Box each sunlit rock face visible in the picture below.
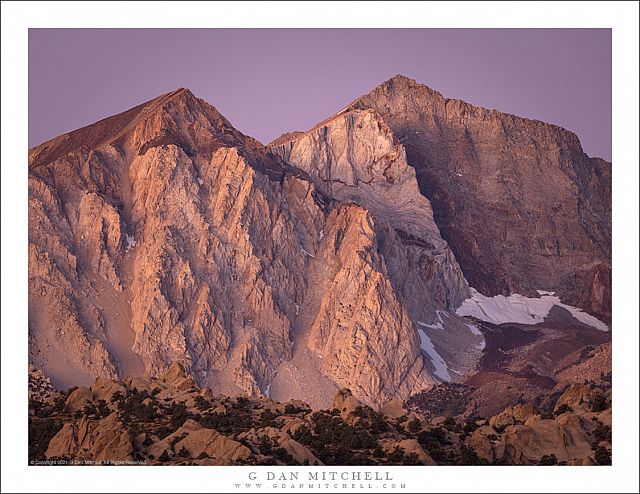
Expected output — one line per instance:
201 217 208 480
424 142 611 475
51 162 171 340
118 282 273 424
29 88 453 408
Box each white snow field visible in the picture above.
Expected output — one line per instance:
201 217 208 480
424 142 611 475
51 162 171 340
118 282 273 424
418 329 451 382
456 288 608 332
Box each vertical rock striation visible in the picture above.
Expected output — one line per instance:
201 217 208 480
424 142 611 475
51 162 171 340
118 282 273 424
28 88 445 407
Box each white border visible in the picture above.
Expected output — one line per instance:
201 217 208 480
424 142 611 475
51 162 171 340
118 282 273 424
2 1 638 493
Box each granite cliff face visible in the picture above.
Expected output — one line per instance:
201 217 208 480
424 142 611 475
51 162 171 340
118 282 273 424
28 88 458 408
269 108 469 323
28 76 611 411
343 75 611 320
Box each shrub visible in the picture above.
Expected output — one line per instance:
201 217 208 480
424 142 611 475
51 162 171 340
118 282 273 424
194 395 211 411
28 418 63 461
553 404 573 416
458 444 488 465
590 392 608 412
407 418 421 433
111 391 125 403
235 396 249 408
284 403 308 415
538 454 558 465
387 447 405 463
594 446 611 465
372 445 384 458
591 424 611 444
443 416 457 431
259 409 277 427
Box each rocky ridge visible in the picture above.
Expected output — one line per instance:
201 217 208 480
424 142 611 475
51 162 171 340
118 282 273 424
28 87 465 409
274 75 611 320
29 358 612 466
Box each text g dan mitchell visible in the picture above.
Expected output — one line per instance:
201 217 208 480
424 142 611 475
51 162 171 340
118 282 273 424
248 471 395 482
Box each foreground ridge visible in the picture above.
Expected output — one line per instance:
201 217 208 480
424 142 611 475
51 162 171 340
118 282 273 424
29 355 612 466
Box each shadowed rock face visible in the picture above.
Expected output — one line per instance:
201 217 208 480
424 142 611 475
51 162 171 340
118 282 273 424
28 88 461 408
344 75 611 320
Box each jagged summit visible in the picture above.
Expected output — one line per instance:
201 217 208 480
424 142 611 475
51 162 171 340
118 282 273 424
350 74 585 148
378 73 436 94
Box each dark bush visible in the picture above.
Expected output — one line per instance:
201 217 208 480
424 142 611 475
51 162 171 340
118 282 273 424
194 395 211 411
591 424 611 444
538 454 558 465
407 418 421 433
553 404 573 416
594 446 611 465
590 392 608 412
457 444 488 465
28 418 63 461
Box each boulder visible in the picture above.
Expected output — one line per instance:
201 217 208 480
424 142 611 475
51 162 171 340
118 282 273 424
465 429 495 463
380 399 407 419
162 362 196 391
65 386 93 412
174 428 251 464
280 417 308 435
397 439 436 465
332 388 362 420
91 378 126 403
495 419 593 464
554 383 592 414
489 403 537 429
380 438 436 465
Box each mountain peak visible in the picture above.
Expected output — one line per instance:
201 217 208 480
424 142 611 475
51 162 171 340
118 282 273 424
369 74 442 100
386 73 418 85
28 88 245 169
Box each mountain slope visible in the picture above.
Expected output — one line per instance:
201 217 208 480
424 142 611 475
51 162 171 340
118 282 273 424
274 75 611 320
28 88 467 408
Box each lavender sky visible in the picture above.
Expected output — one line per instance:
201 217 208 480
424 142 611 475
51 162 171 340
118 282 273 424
29 29 611 160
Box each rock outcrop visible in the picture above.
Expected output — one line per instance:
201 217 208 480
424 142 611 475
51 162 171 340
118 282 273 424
149 419 251 465
495 417 594 464
29 371 611 466
46 413 133 462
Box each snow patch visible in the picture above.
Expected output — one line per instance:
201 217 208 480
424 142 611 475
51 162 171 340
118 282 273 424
125 234 136 251
301 246 315 258
418 329 451 382
537 290 555 296
264 383 271 398
417 310 446 330
456 288 608 332
295 303 300 316
417 320 443 330
197 177 204 185
319 229 325 240
466 322 486 350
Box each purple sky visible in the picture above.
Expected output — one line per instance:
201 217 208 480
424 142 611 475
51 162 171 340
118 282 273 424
29 29 611 160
